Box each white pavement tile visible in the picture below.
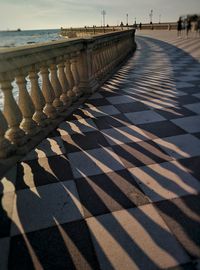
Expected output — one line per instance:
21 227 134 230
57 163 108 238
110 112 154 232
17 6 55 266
87 205 189 270
125 110 166 125
175 82 195 89
106 95 136 104
11 180 84 235
1 191 15 225
101 125 151 145
0 166 17 194
142 98 178 109
129 161 200 202
68 147 124 178
23 137 66 161
184 103 200 114
88 93 103 99
176 76 199 82
193 93 200 99
0 238 10 270
154 134 200 159
84 105 120 118
57 118 97 135
171 115 200 133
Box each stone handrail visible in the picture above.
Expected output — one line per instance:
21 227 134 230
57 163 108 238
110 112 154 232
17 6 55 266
0 29 136 164
60 26 131 37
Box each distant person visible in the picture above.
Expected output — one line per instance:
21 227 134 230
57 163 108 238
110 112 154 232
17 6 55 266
177 18 182 36
139 23 142 30
186 19 191 37
197 18 200 37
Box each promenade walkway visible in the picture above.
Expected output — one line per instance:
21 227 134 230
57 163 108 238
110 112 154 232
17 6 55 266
1 31 200 270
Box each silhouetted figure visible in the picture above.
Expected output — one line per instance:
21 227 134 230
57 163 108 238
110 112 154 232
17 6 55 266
186 19 192 37
197 18 200 37
177 19 182 36
139 23 142 30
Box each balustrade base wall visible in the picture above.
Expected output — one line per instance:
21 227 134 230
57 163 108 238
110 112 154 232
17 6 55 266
0 29 136 177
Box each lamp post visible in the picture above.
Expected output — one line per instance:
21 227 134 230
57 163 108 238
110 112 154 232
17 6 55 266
149 9 153 24
101 10 106 27
126 13 129 26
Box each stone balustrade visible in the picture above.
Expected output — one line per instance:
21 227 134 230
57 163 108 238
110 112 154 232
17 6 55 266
0 29 136 164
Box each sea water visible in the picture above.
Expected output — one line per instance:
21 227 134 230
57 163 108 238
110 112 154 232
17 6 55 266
0 29 62 47
0 29 63 110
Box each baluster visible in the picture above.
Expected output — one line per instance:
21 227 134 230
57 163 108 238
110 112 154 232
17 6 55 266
57 58 71 108
101 47 107 78
0 77 26 145
93 52 98 79
50 61 64 112
16 70 38 136
105 45 109 71
0 110 15 158
29 66 48 127
70 53 81 98
40 64 57 119
97 49 103 80
65 57 76 102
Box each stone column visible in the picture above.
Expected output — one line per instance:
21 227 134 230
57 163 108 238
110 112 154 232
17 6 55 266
29 66 48 127
40 64 57 119
50 61 64 112
16 70 38 136
65 56 76 102
70 53 81 97
57 57 71 108
77 40 98 93
0 110 15 158
0 76 26 145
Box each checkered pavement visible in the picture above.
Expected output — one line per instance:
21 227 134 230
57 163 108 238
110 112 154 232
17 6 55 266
1 33 200 270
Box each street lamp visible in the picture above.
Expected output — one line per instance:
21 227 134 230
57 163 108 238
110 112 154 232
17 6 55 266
149 9 153 24
101 10 106 27
126 13 129 26
159 14 161 23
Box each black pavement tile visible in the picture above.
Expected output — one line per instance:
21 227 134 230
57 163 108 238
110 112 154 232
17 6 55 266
167 262 197 270
75 170 149 218
100 91 120 97
139 120 186 139
180 87 200 95
62 131 109 153
8 220 100 270
178 95 200 105
93 114 132 130
155 194 200 259
48 130 60 138
178 156 200 182
114 101 149 113
16 155 73 190
112 140 172 168
83 98 111 108
193 132 200 140
0 193 12 238
154 107 196 120
65 109 91 121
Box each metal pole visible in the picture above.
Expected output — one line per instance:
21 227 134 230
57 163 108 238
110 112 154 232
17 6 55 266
126 13 128 26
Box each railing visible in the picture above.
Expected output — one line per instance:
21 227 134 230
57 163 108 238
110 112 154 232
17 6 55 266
0 29 136 163
60 26 131 38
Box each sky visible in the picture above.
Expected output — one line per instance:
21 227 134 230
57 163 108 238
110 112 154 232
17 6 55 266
0 0 200 30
